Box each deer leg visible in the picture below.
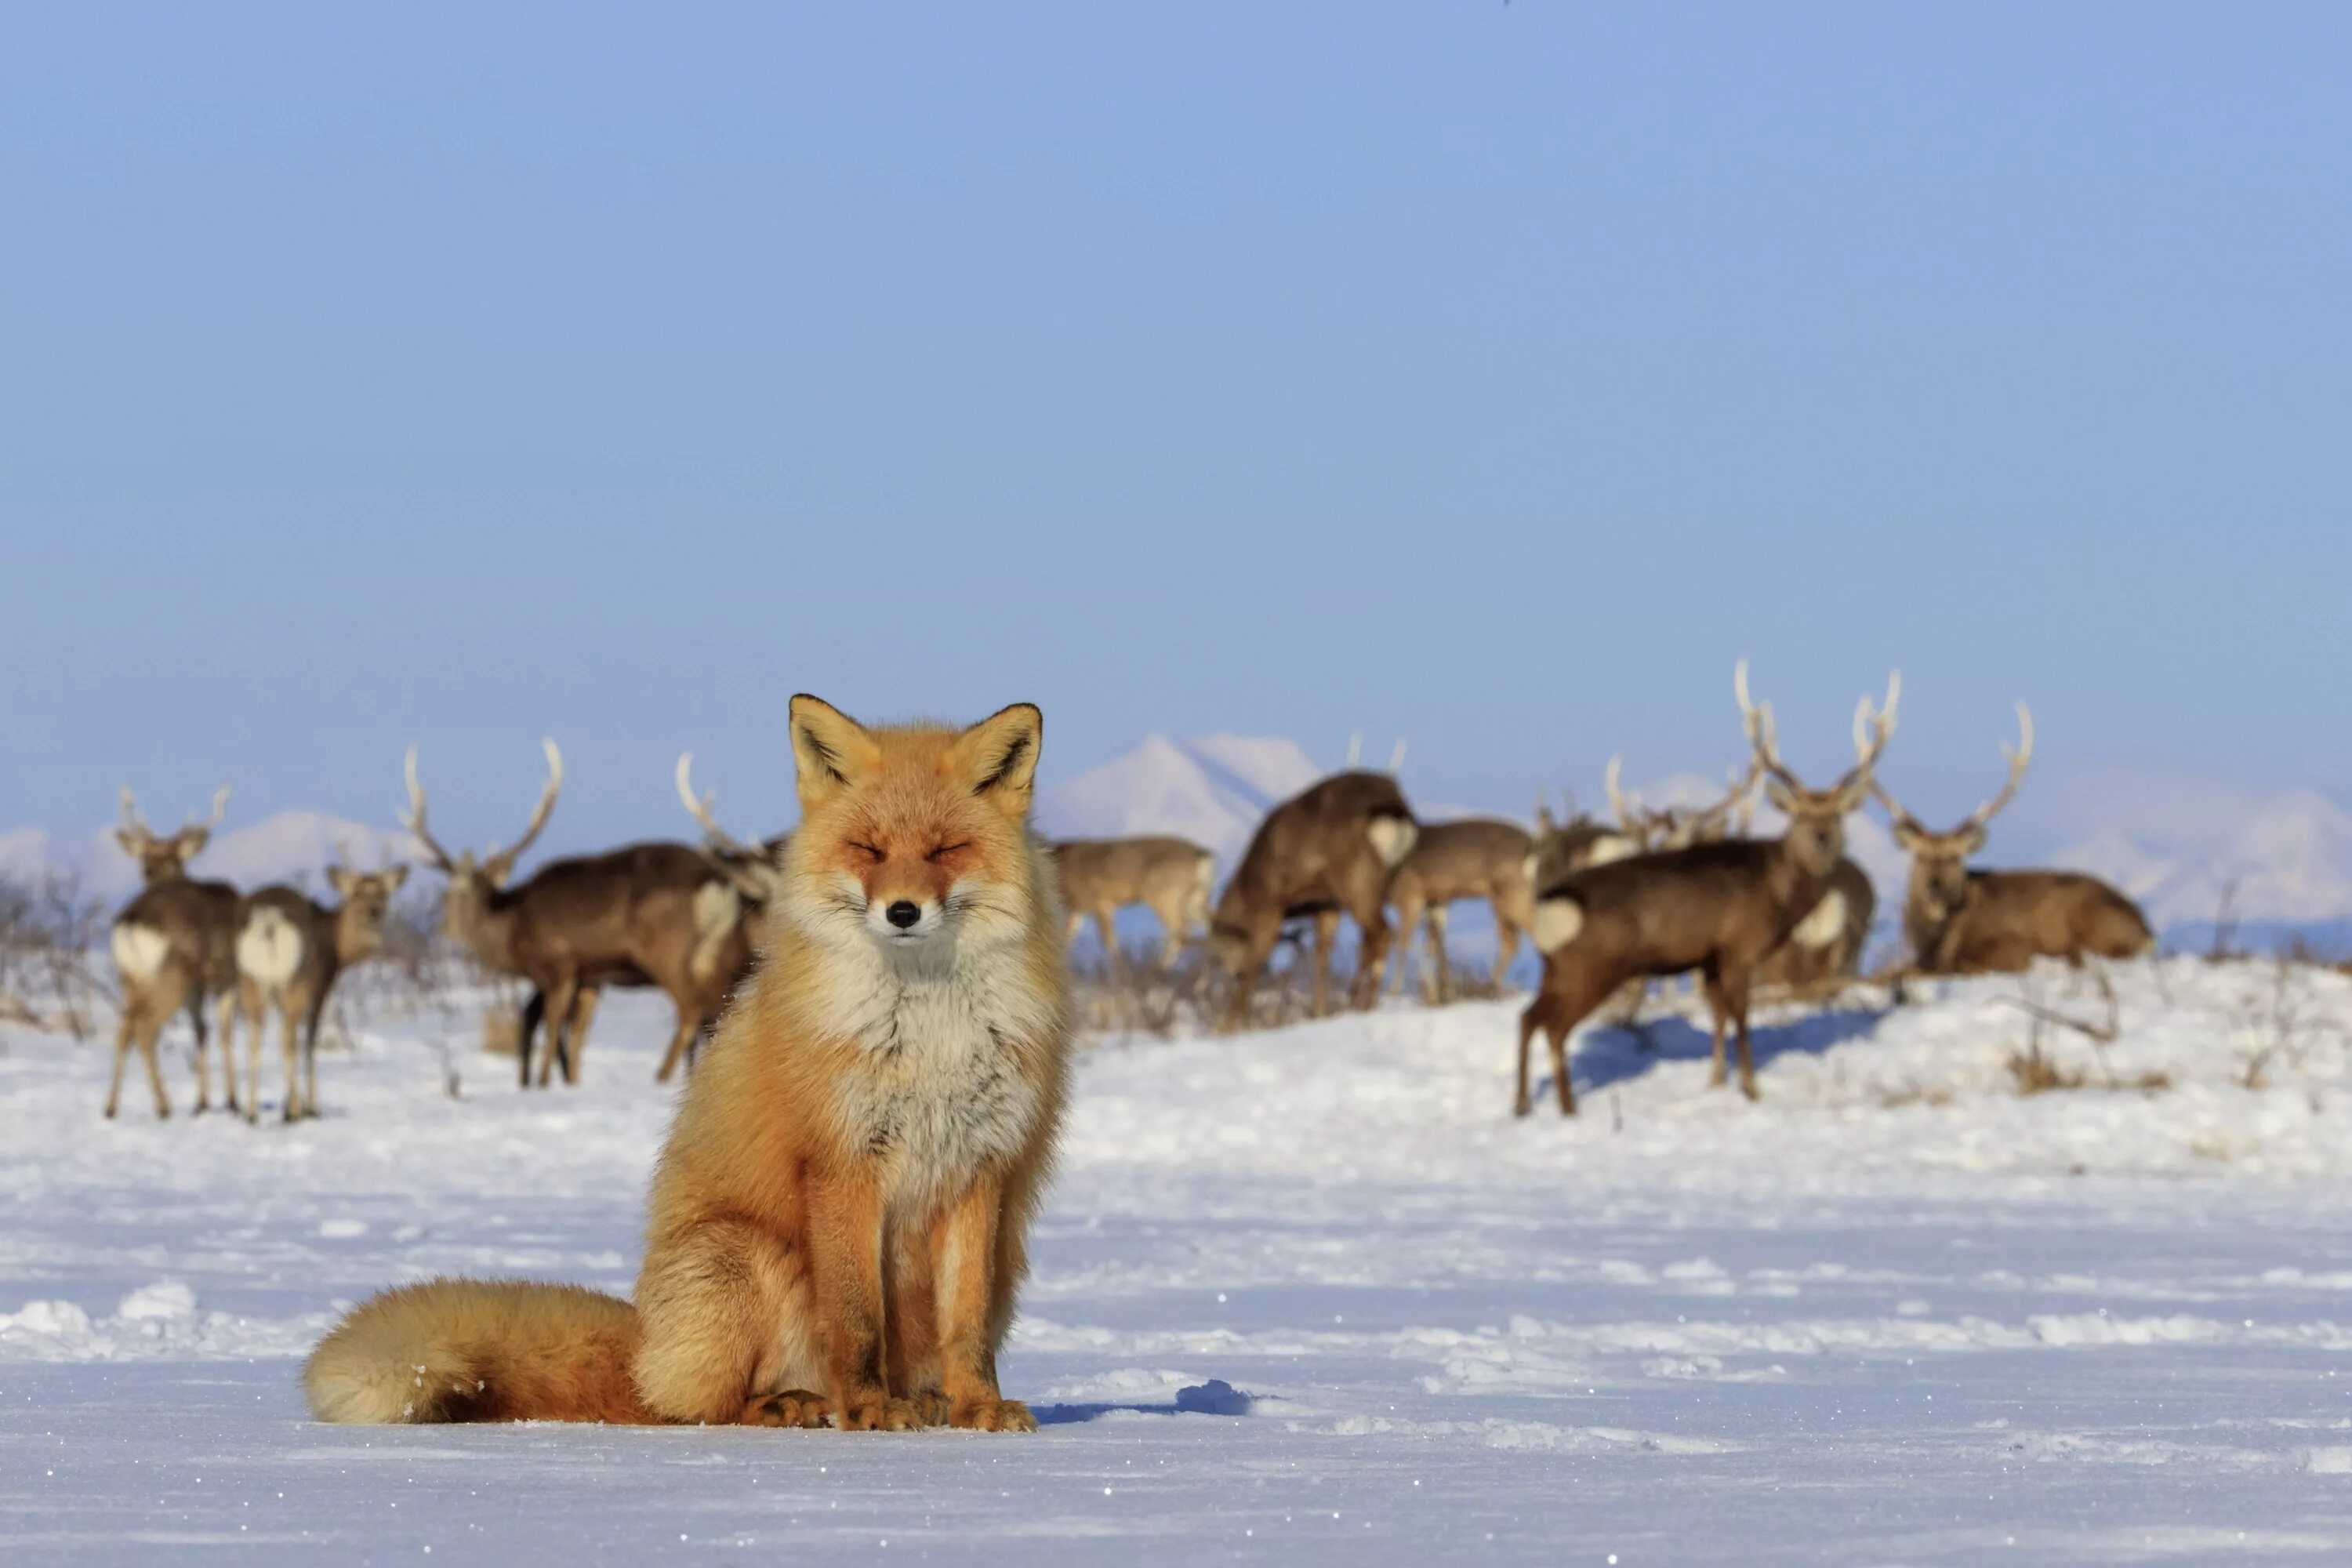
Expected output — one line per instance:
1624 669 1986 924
216 989 243 1116
1309 910 1339 1018
1491 907 1520 992
1702 970 1730 1088
1354 908 1393 1010
568 985 598 1081
241 980 264 1124
1388 891 1421 998
278 995 303 1123
1548 1014 1576 1116
654 1001 699 1084
517 989 544 1089
187 989 212 1115
1515 1000 1542 1117
1426 906 1453 1004
540 974 579 1088
302 989 326 1117
1726 971 1760 1102
136 1023 172 1120
103 996 140 1120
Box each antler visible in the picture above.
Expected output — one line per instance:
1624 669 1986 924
398 745 459 872
485 739 562 879
1961 701 2033 832
118 786 154 842
1687 756 1764 836
187 786 230 833
1733 659 1802 791
675 752 755 857
1833 672 1901 803
1604 755 1647 833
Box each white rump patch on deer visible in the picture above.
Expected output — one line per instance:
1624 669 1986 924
1791 890 1846 950
1367 817 1417 868
237 907 305 987
1584 833 1640 868
1531 895 1585 954
689 882 745 983
110 923 171 985
1519 852 1538 886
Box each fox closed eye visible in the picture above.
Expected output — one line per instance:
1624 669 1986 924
924 842 970 863
849 841 885 863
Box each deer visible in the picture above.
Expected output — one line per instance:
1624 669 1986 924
1385 818 1538 1003
1050 836 1217 968
1531 795 1642 887
401 742 744 1087
1208 771 1417 1030
1870 703 2154 974
1515 662 1898 1116
674 750 789 1015
233 862 409 1121
103 786 241 1120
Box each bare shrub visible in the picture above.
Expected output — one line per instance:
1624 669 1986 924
0 870 115 1040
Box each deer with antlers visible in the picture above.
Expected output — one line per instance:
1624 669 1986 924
104 786 241 1119
1515 663 1898 1115
402 742 744 1087
1871 704 2153 974
233 860 409 1121
1051 836 1218 968
1606 753 1761 851
1531 796 1642 887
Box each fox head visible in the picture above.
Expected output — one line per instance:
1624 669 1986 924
782 694 1048 958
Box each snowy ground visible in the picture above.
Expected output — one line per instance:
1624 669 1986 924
6 957 2352 1565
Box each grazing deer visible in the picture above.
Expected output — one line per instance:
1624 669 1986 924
1387 818 1537 1003
1050 836 1216 967
1209 771 1417 1029
401 743 742 1087
1516 663 1898 1115
104 786 241 1119
1871 704 2154 973
234 863 408 1121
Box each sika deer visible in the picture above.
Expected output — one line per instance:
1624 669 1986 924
234 863 408 1120
104 786 241 1119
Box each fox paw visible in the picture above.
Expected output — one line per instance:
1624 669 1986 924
908 1390 953 1427
835 1396 922 1432
740 1390 830 1428
951 1399 1036 1433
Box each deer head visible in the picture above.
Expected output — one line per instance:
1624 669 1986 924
114 786 230 884
326 859 412 963
1870 702 2032 923
1733 660 1900 879
399 740 561 945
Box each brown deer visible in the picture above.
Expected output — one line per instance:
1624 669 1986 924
1209 771 1417 1029
233 862 409 1121
1386 818 1537 1003
1755 856 1876 992
674 750 786 1010
401 742 741 1087
1531 796 1642 887
1051 836 1216 967
1516 662 1898 1116
104 786 242 1119
1870 704 2154 974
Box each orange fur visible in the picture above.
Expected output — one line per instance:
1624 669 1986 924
303 696 1073 1433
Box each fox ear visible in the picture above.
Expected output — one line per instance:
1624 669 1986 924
788 695 881 811
950 702 1043 819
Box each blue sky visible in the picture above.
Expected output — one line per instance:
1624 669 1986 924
3 3 2345 856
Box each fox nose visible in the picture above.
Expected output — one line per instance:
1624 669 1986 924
885 901 922 930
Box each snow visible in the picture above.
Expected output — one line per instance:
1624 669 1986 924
6 956 2352 1562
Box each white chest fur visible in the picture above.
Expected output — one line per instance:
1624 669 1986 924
808 945 1047 1212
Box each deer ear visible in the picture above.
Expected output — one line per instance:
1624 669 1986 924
1887 818 1922 851
1764 779 1798 815
788 695 882 811
114 829 142 857
176 827 210 858
949 702 1043 819
1962 826 1990 857
383 863 410 893
328 866 361 898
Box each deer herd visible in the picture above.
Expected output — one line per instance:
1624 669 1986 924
97 662 2153 1124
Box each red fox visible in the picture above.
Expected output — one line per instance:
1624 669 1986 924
303 696 1073 1432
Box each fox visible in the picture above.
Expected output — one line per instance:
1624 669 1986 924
303 695 1073 1433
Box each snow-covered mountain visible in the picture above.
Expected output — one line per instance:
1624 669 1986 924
2053 787 2352 928
1039 733 1326 862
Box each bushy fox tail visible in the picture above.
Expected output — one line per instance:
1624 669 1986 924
303 1279 652 1425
